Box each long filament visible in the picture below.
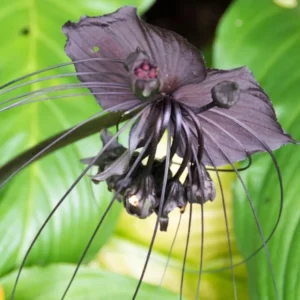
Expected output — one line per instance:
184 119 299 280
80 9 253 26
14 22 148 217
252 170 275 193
9 104 149 300
132 124 172 299
61 134 154 299
203 126 278 300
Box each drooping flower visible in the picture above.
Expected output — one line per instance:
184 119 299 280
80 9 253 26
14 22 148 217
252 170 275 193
63 6 294 230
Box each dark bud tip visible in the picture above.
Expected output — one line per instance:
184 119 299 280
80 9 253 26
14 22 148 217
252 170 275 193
107 176 132 202
186 166 216 204
125 48 160 99
158 180 186 231
124 175 158 219
159 216 169 232
179 206 186 213
211 80 240 109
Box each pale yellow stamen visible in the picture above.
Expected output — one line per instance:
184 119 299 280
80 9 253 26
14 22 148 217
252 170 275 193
128 195 139 207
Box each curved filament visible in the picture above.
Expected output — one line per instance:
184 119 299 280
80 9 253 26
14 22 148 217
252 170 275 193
202 125 279 300
61 134 154 299
157 214 182 290
9 104 148 300
178 121 194 299
180 201 192 300
208 109 284 269
0 57 124 90
206 155 252 172
132 124 172 299
0 82 129 110
0 70 127 99
0 91 134 112
190 150 206 300
172 156 252 173
202 146 237 300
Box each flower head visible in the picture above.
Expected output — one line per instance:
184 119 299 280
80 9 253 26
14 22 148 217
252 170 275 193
62 6 294 231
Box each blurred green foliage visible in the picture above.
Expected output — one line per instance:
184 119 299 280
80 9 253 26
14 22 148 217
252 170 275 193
0 264 180 300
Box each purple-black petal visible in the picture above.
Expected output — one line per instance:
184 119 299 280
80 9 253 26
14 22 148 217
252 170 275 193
174 67 294 166
63 6 207 110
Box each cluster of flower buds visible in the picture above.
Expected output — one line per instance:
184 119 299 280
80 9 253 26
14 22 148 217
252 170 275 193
82 130 216 231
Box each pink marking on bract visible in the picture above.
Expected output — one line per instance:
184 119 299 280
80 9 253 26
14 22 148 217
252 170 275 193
142 63 150 71
137 71 146 79
149 69 157 78
135 68 143 75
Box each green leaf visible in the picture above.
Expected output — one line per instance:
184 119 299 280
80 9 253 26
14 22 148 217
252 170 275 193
214 0 299 299
0 0 155 276
0 264 181 300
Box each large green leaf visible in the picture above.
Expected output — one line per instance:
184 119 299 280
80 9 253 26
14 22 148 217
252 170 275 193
0 0 154 276
214 0 299 299
0 264 181 300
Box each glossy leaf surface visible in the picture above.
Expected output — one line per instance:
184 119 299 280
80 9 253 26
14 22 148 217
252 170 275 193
0 264 181 300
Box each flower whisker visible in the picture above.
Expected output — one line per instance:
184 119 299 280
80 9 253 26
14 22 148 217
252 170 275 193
202 110 285 271
0 57 124 90
0 91 134 112
201 145 237 299
9 103 148 300
191 147 208 299
132 125 172 300
61 132 154 300
0 71 128 98
203 126 279 300
157 214 182 292
180 198 193 300
172 154 253 173
0 81 129 108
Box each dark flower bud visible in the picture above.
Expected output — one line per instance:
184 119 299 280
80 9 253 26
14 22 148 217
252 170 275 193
124 175 159 219
100 130 126 158
91 150 130 182
104 154 145 202
80 130 133 201
125 48 160 99
80 130 126 172
211 80 240 109
186 166 216 204
158 180 187 231
106 175 132 202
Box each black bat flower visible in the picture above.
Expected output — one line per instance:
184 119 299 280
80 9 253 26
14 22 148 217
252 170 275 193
0 5 296 300
63 6 292 228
